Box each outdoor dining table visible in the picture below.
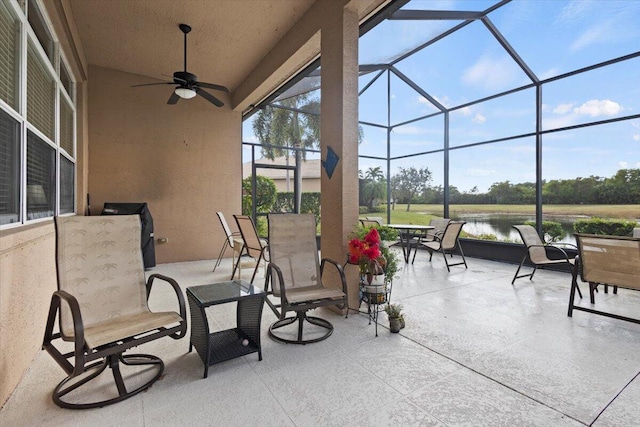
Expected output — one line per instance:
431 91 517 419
388 224 435 263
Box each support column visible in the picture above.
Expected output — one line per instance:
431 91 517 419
320 5 360 310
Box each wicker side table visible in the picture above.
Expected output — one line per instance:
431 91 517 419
186 280 265 378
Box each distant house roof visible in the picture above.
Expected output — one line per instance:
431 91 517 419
243 157 321 180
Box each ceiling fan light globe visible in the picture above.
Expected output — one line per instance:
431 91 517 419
175 87 196 99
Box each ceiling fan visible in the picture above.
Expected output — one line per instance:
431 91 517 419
132 23 230 107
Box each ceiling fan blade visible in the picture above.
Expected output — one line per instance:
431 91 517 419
196 88 224 107
131 82 173 87
197 82 230 93
167 91 180 104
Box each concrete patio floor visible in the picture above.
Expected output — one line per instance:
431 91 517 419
2 249 639 426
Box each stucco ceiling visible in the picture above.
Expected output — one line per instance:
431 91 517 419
68 0 317 93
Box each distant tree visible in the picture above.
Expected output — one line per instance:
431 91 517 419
252 94 320 161
242 176 277 215
360 167 386 208
391 167 432 211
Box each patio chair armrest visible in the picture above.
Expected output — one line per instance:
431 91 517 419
542 244 571 261
266 262 288 318
42 290 86 376
553 242 577 250
146 274 187 339
320 258 349 295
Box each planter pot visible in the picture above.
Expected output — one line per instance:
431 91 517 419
364 284 387 304
389 317 402 333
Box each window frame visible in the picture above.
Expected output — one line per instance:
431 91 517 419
0 0 76 230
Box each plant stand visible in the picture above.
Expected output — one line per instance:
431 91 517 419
360 277 391 337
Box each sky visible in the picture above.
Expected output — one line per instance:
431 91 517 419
242 0 640 193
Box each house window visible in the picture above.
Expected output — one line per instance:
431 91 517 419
0 0 76 228
27 41 55 140
0 0 19 110
26 130 55 219
27 0 53 61
0 109 20 225
59 155 74 214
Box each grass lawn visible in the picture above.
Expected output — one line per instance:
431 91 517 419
361 204 640 225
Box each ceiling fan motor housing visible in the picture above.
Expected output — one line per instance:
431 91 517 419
174 71 197 86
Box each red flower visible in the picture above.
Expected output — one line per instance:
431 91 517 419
363 245 381 261
364 228 380 245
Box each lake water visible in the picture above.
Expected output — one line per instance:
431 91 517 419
454 214 580 244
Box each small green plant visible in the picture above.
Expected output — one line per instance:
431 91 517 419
476 233 498 241
384 303 404 319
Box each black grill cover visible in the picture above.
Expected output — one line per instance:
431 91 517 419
101 202 156 269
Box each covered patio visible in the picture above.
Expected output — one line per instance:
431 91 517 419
2 252 639 426
2 0 639 424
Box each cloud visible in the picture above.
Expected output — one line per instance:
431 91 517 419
573 99 622 117
462 55 519 91
619 161 628 168
553 103 574 114
633 134 640 141
571 21 616 52
472 114 486 124
544 99 624 129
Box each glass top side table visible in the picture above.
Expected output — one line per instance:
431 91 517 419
186 280 265 378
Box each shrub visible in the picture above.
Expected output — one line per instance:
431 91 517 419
573 218 638 236
525 220 564 243
367 206 386 213
359 206 369 214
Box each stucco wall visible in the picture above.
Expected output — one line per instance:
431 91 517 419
0 222 57 406
87 65 243 263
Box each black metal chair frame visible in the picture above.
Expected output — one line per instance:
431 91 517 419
232 215 269 284
42 274 186 409
511 226 583 299
568 233 640 324
418 221 468 271
265 259 348 344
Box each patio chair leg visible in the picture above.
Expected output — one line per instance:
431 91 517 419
511 254 528 284
213 239 230 272
529 265 538 281
442 251 450 272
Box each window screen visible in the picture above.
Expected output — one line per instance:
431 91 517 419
59 155 74 214
60 61 72 97
27 130 55 220
27 42 55 141
0 109 20 225
0 1 19 110
60 92 73 155
27 0 53 61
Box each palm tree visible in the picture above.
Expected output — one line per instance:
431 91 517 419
360 167 386 209
252 94 320 207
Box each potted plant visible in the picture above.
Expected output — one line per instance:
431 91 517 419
347 225 400 286
384 303 404 333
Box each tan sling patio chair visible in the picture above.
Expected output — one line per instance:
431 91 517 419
415 220 468 271
511 225 582 299
365 216 385 225
43 215 186 409
568 233 640 324
360 219 381 228
232 214 269 283
264 213 348 344
213 211 242 272
423 217 451 243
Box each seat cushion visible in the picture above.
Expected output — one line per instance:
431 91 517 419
82 311 183 349
284 285 346 305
